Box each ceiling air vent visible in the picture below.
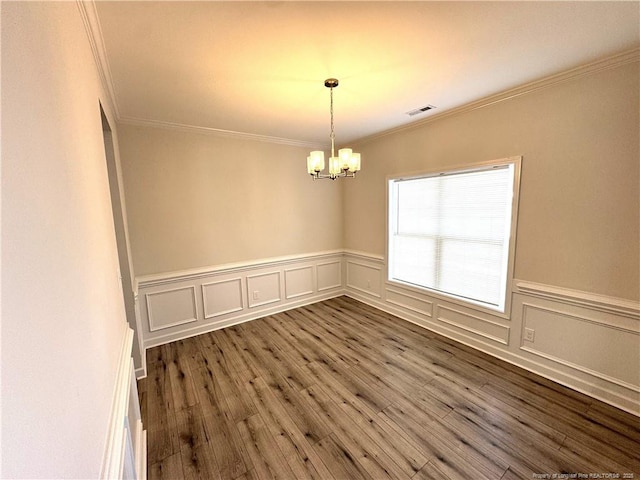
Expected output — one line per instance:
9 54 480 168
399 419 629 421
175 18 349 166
406 105 436 116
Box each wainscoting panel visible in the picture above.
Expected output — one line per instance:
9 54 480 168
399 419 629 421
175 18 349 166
512 292 640 409
437 304 510 345
317 261 341 292
136 251 345 372
520 302 639 387
386 287 433 318
284 266 314 300
145 286 198 332
247 271 281 308
202 278 243 319
346 259 383 298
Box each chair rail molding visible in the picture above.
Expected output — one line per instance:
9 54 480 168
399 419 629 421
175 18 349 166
515 280 640 319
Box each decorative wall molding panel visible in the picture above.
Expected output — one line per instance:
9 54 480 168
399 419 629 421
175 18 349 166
247 271 281 308
317 261 342 292
437 305 510 345
519 302 638 391
136 251 344 376
345 260 382 298
514 294 639 409
145 286 198 332
386 287 433 318
284 266 314 300
202 278 244 319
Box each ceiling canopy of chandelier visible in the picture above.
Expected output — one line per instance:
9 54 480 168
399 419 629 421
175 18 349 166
307 79 361 180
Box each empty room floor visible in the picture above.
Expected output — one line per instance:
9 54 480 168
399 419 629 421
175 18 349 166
138 296 640 480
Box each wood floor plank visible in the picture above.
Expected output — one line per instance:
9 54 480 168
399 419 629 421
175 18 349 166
584 402 640 443
142 297 640 479
313 433 370 480
380 401 503 480
353 347 441 391
257 368 332 445
180 441 222 480
149 452 184 480
482 381 640 464
166 340 199 412
394 393 510 479
453 346 593 413
441 410 572 479
411 461 453 480
307 360 393 414
236 413 297 480
192 364 250 479
283 307 363 366
197 338 257 422
215 328 264 383
337 393 428 476
312 301 412 354
146 345 181 464
399 348 489 390
263 347 318 392
347 362 447 418
302 384 412 480
175 405 210 452
244 376 335 480
426 374 567 450
560 435 640 474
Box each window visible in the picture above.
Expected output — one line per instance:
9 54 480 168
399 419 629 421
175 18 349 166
388 158 520 312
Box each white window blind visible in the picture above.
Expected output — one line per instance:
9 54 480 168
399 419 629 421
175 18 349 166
389 164 515 310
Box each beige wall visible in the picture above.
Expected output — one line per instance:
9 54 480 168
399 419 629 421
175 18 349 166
2 3 129 477
344 62 639 301
118 125 343 276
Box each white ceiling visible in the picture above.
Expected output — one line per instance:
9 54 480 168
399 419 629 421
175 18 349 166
96 1 639 146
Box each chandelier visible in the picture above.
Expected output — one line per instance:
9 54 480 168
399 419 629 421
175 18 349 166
307 78 361 180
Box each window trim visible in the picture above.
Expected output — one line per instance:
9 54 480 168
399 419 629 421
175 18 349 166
386 156 522 318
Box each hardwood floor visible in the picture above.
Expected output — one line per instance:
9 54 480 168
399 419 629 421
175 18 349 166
138 296 640 480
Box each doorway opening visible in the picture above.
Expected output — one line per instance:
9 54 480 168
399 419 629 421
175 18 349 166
101 105 143 371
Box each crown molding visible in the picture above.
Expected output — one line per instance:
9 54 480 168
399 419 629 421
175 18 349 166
118 116 326 149
352 47 640 147
76 0 120 119
76 3 638 150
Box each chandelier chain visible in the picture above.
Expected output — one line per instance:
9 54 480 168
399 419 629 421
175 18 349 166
330 85 334 140
329 86 335 157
